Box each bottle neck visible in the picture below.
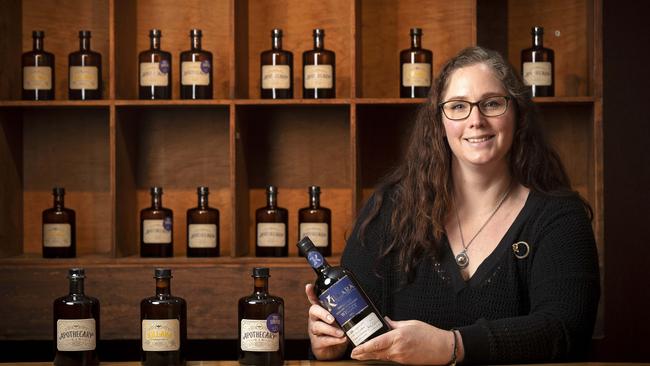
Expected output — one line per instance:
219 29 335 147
254 277 269 294
151 194 162 209
533 33 544 47
313 35 324 50
191 36 202 51
33 37 43 51
79 36 90 51
69 278 85 295
198 194 208 209
156 278 171 296
53 194 64 210
310 192 320 208
150 36 161 50
272 35 282 50
411 34 422 49
267 192 277 208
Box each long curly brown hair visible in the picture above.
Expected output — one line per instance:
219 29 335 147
357 46 578 282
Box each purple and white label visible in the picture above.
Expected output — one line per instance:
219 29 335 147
307 250 324 269
266 313 281 333
200 60 211 73
159 59 170 74
163 217 173 231
318 275 369 327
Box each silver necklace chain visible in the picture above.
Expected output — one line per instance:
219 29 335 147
454 182 513 269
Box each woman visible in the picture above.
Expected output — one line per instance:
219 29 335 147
304 47 600 364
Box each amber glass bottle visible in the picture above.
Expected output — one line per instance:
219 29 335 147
186 186 220 257
68 30 102 100
238 267 284 366
139 29 172 99
180 29 213 99
399 28 433 98
141 268 187 366
521 26 555 97
22 30 55 100
255 186 288 257
43 187 76 258
298 186 331 256
140 187 173 257
261 28 293 99
303 29 335 98
53 268 100 366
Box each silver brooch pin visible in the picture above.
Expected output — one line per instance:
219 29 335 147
512 241 530 259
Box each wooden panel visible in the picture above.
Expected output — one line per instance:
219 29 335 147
0 0 22 100
508 0 589 97
113 0 137 99
0 110 23 257
233 105 249 255
246 0 354 98
359 0 475 98
233 0 249 99
115 108 138 256
22 108 111 255
22 0 110 100
477 0 509 56
129 0 231 99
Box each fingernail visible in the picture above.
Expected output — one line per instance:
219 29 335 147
326 314 334 322
337 330 344 337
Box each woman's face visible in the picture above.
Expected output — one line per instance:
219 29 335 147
440 63 515 171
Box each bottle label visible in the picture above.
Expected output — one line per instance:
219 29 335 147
300 223 328 247
56 318 96 351
307 250 324 269
262 65 290 89
181 61 210 86
318 275 381 345
257 223 286 247
23 66 52 90
140 62 169 86
304 65 333 89
142 319 180 351
69 66 99 90
188 224 217 248
402 63 431 87
523 62 552 86
240 318 280 352
143 219 172 244
43 223 71 247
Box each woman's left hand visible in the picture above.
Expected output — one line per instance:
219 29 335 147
350 318 458 365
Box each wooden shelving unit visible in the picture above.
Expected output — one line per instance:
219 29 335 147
0 0 603 341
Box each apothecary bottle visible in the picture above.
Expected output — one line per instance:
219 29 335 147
43 187 76 258
186 186 219 257
303 29 335 99
140 187 173 257
180 29 213 100
521 26 555 97
22 30 55 100
298 186 331 256
68 30 102 100
255 186 288 257
139 29 172 99
261 28 293 99
399 28 433 98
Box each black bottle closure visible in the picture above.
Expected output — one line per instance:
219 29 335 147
532 26 544 47
150 186 163 209
190 29 202 50
33 30 44 51
308 185 320 208
149 29 162 50
410 27 422 48
197 186 208 208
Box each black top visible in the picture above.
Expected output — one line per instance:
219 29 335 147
341 189 600 364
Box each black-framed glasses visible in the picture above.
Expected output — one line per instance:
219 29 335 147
439 96 511 121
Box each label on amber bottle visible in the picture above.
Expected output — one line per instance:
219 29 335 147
143 219 172 244
304 65 333 89
262 65 290 89
142 319 180 351
140 63 169 86
402 63 431 87
257 223 286 247
56 318 96 351
240 318 280 352
23 66 52 90
300 223 328 247
181 61 210 86
523 62 552 86
69 66 99 90
188 224 217 248
43 223 71 247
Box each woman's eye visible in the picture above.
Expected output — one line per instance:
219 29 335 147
449 103 467 111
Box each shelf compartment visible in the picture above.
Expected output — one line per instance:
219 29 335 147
115 105 231 257
235 104 352 256
114 0 232 100
357 0 475 98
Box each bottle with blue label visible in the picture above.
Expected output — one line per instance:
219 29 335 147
140 187 174 257
238 267 284 365
297 237 391 347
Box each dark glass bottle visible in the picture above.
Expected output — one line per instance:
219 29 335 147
261 28 293 99
140 187 173 257
186 186 219 257
255 186 288 257
302 29 335 99
139 29 172 100
68 30 102 100
53 268 100 366
521 26 555 97
399 28 433 98
141 268 187 366
238 267 284 366
22 30 55 100
43 187 76 258
298 186 331 256
180 29 213 100
297 237 391 347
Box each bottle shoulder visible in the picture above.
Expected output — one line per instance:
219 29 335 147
142 294 186 305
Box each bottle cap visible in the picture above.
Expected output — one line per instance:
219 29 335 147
154 268 172 278
149 29 162 37
53 187 65 195
313 28 325 37
253 267 270 278
151 186 163 195
297 236 317 255
79 30 92 38
190 29 202 37
32 30 45 38
309 186 321 194
68 268 85 279
272 28 283 37
197 186 209 195
266 185 277 194
410 28 423 35
532 26 544 35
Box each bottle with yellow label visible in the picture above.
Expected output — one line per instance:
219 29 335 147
521 26 555 97
22 30 55 100
68 30 102 100
180 29 213 100
141 268 187 366
400 28 433 98
43 187 76 258
139 29 172 100
302 29 335 99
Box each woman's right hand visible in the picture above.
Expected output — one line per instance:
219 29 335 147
305 283 349 360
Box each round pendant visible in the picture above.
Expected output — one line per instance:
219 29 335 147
455 251 469 268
